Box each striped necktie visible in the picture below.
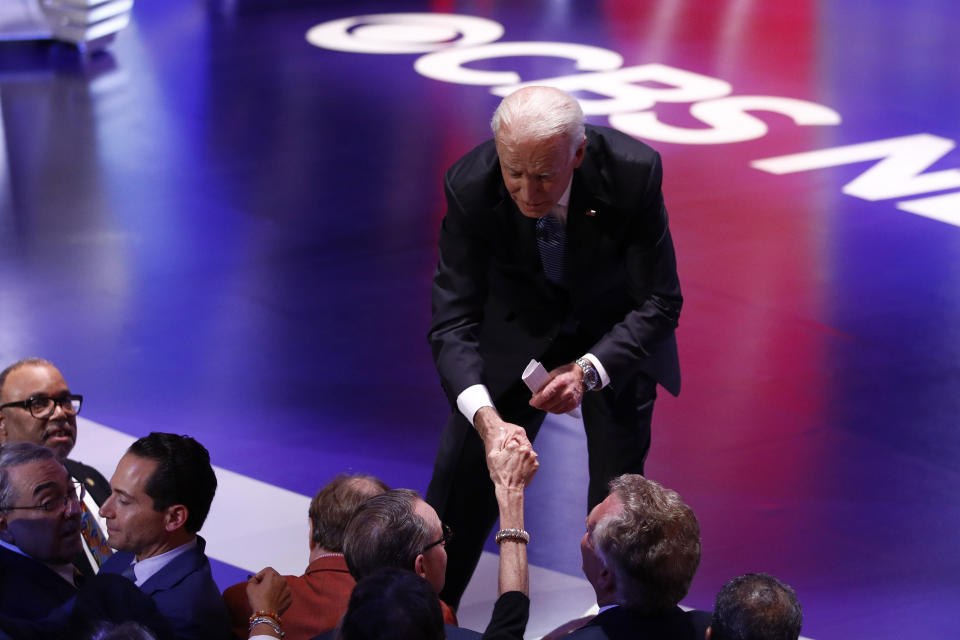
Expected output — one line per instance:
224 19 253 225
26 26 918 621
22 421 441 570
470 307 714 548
536 214 566 285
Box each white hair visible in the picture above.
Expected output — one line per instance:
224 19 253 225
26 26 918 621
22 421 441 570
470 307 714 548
491 86 585 155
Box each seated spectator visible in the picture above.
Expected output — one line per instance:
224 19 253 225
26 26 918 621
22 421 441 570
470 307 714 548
0 358 112 576
707 573 802 640
223 473 389 639
0 442 84 620
544 474 710 639
338 569 444 640
98 433 232 640
244 567 292 640
330 437 539 640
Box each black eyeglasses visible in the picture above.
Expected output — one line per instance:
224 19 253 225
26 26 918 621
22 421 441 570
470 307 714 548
0 394 83 419
423 523 453 553
0 480 85 514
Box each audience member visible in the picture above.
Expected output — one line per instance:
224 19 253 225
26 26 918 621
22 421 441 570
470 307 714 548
0 442 84 620
98 432 232 640
0 359 112 575
708 573 802 640
245 567 293 640
333 436 539 640
544 474 709 639
223 473 389 639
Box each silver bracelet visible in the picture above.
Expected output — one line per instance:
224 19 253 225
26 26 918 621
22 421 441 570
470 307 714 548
495 528 530 544
249 616 285 639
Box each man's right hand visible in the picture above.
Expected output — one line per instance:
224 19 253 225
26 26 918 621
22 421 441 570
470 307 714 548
473 406 531 453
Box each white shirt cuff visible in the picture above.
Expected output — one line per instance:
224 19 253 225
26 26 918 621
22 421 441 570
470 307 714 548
457 384 494 425
583 353 610 389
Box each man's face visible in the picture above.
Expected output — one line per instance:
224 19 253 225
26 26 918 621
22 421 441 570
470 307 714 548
414 498 447 593
0 458 83 564
496 128 585 219
99 453 169 560
581 492 624 598
0 363 77 459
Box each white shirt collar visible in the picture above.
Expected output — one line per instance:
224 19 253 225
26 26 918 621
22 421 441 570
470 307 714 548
127 537 197 587
550 177 574 226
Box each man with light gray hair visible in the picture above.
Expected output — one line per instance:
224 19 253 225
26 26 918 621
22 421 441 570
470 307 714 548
427 85 683 607
544 474 708 639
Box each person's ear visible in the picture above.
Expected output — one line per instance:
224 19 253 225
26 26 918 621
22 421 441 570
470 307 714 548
164 504 188 532
414 553 428 579
308 518 316 551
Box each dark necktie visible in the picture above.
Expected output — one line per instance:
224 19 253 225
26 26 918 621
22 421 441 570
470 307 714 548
536 214 566 285
122 561 137 583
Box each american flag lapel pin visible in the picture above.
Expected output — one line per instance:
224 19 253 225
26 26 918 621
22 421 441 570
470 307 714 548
586 209 597 217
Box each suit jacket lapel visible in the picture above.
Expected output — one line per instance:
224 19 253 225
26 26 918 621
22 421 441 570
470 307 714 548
566 158 613 294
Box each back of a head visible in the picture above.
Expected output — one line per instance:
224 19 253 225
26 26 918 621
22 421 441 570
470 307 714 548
342 489 432 581
711 573 802 640
127 433 217 533
338 568 444 640
310 473 390 553
594 474 701 612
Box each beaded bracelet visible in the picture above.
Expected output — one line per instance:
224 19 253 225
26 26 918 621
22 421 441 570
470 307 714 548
249 615 285 639
249 611 282 625
495 528 530 544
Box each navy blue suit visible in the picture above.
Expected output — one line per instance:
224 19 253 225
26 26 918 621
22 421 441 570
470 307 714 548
100 537 231 640
566 606 711 640
0 546 76 621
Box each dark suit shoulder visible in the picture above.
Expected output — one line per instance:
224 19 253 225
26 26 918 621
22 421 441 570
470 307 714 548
445 138 507 209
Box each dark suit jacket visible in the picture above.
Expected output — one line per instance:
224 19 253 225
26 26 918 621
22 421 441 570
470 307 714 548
63 458 111 506
0 546 76 621
100 536 231 640
429 125 682 405
567 605 711 640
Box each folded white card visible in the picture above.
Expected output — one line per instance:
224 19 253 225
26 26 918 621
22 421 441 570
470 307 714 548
522 359 581 419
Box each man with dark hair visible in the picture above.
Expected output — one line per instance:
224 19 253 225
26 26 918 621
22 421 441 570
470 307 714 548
98 432 231 640
0 442 84 620
708 573 802 640
544 474 708 639
0 358 112 575
223 473 389 640
339 569 445 640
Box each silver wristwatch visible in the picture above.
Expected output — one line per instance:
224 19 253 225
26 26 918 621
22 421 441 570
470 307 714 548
575 357 600 391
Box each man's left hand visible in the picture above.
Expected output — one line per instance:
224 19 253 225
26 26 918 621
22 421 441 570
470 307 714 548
529 362 584 414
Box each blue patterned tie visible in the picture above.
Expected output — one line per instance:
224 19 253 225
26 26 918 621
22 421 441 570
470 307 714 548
536 214 566 285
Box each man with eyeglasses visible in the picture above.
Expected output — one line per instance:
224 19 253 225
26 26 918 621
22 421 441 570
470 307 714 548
0 358 112 577
0 441 84 619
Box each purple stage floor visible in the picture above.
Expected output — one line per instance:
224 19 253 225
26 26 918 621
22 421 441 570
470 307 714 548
1 1 959 638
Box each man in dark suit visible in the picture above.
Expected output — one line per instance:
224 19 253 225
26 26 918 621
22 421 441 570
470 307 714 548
427 86 683 607
544 474 707 640
0 358 113 575
98 432 232 640
0 442 83 620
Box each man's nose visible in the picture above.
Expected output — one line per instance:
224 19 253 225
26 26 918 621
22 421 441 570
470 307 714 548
64 494 83 518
